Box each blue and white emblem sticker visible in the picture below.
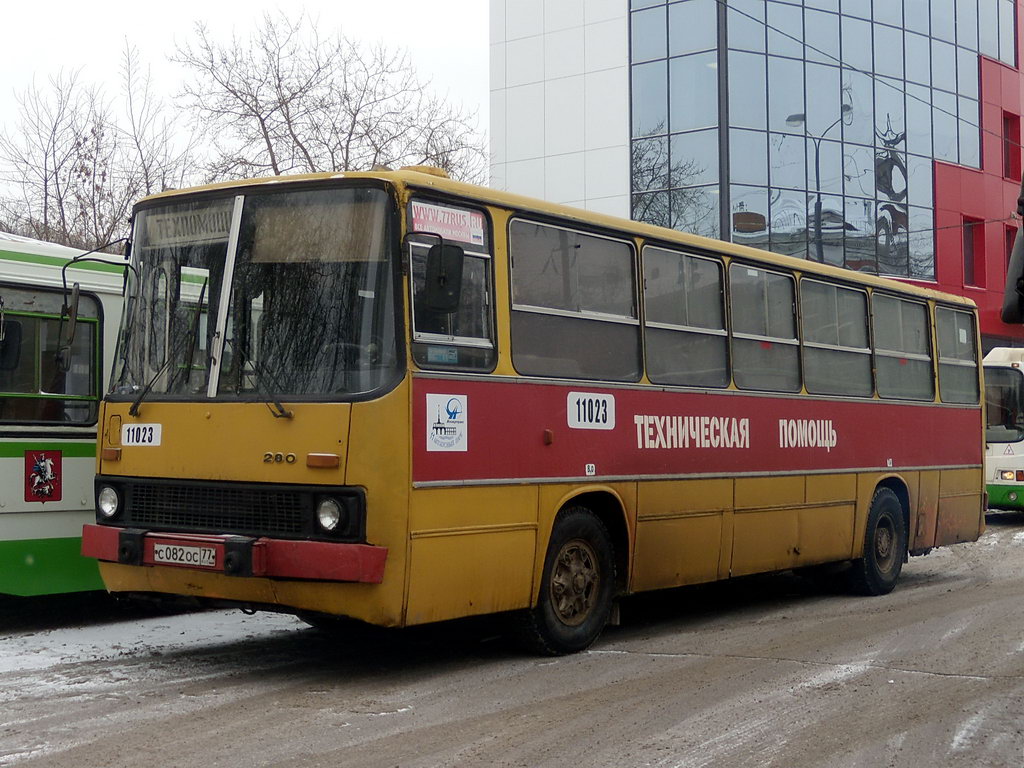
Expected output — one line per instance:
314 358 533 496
427 394 468 452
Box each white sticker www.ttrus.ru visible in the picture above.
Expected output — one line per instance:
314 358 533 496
427 394 468 452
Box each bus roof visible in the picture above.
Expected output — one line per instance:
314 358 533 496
984 347 1024 365
136 168 975 308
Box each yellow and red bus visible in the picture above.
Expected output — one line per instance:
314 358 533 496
82 167 984 654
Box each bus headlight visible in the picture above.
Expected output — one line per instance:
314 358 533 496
97 485 120 519
316 498 344 532
1000 470 1015 481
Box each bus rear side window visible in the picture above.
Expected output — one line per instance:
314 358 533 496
801 280 872 397
510 220 640 381
935 306 979 403
729 264 800 392
643 246 728 387
872 294 934 400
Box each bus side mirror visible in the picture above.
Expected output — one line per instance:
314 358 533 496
423 243 464 313
57 282 81 372
0 319 22 371
1002 225 1024 323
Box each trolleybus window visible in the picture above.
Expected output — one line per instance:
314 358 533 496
408 199 495 372
642 245 728 387
935 306 979 403
729 264 800 391
800 279 872 396
984 365 1024 443
872 294 934 400
509 219 640 381
0 287 99 424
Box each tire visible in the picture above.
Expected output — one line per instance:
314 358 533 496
515 507 616 655
848 487 906 596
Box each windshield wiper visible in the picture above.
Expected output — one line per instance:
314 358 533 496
222 335 293 419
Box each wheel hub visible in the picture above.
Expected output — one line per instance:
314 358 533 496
550 539 599 627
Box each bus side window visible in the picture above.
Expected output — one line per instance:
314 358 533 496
801 280 872 397
935 306 979 404
643 246 728 388
729 264 800 392
873 295 934 400
0 319 23 372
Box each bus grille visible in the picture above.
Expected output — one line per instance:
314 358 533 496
122 480 310 538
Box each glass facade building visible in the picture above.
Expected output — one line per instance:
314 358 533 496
629 0 1017 280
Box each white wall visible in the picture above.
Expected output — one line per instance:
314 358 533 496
490 0 630 217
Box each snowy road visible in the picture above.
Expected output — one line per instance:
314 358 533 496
2 513 1023 767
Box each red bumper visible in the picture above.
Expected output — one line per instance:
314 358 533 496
82 524 387 584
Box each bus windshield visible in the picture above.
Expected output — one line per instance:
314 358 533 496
113 186 399 400
984 366 1024 443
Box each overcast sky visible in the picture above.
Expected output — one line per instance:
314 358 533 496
0 0 489 137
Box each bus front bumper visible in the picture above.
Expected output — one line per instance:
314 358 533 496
81 524 387 583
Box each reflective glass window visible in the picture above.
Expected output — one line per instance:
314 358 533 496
669 0 717 56
904 0 930 34
767 2 803 58
932 40 957 92
632 61 668 137
808 138 844 196
768 56 805 133
936 306 979 403
805 0 839 10
632 0 664 7
727 0 766 53
841 16 872 73
842 68 875 146
931 0 956 42
933 89 959 162
957 48 979 99
670 52 719 132
844 144 876 199
729 264 800 391
730 185 769 249
805 63 842 138
908 206 935 278
874 3 903 27
812 194 846 266
905 83 933 156
999 0 1016 66
876 148 908 202
875 79 906 148
643 246 728 387
906 154 934 208
956 0 979 50
876 201 909 276
801 280 872 396
980 0 999 58
841 0 872 20
769 188 809 259
959 97 980 168
728 51 767 130
873 294 934 400
905 32 931 86
632 7 667 62
632 137 670 192
805 9 840 64
672 186 721 238
730 128 769 186
845 197 877 272
671 129 719 186
874 24 904 80
633 191 671 228
769 132 806 189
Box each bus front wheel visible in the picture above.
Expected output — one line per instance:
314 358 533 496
516 507 615 655
848 487 906 596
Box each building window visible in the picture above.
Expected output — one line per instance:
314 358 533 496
963 217 984 287
1008 225 1019 272
1004 112 1021 180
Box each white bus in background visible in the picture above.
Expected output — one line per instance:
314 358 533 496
0 232 124 595
983 347 1024 512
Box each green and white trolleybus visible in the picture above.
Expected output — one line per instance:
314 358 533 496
983 347 1024 512
0 232 123 595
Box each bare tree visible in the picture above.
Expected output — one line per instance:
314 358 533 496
174 13 487 183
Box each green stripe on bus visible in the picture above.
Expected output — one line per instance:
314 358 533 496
0 441 96 458
0 537 104 596
986 484 1024 510
0 249 126 274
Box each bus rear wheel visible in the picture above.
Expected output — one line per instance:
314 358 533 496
516 507 615 655
848 487 906 596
